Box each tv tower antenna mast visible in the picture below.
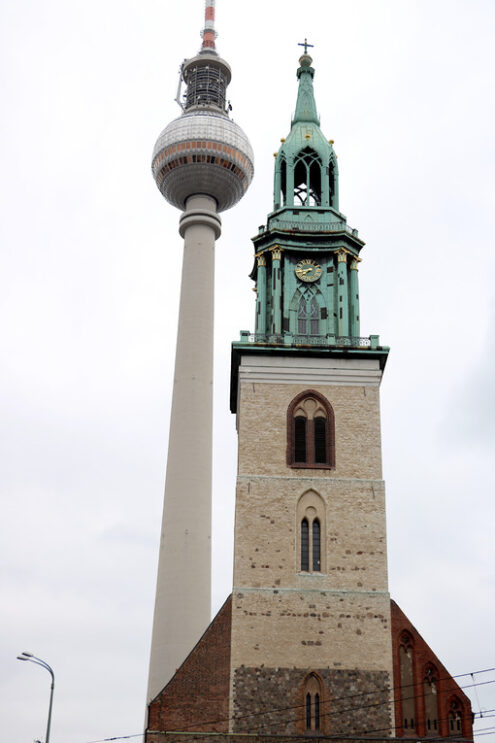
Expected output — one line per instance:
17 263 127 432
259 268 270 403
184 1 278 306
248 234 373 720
147 0 254 705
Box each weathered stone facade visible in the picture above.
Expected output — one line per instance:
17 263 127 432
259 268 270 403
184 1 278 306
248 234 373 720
233 666 392 736
229 354 395 731
146 352 473 742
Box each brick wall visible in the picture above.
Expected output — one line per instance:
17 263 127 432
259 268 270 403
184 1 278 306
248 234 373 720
147 596 232 734
391 601 473 739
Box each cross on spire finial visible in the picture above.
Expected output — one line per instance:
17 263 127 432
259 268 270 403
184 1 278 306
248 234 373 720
298 38 314 55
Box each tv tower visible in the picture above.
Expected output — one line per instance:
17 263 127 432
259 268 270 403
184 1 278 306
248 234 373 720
147 1 254 703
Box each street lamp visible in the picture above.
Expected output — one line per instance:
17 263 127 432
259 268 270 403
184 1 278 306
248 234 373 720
17 651 55 743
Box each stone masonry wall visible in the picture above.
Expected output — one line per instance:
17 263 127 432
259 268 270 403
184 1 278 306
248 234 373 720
147 734 461 743
232 666 392 736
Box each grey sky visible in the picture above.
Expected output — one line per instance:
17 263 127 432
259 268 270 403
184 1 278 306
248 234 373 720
1 1 494 742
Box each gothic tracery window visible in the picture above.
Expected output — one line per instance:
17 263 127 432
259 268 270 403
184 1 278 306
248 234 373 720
288 391 335 468
294 148 322 206
399 631 416 732
423 664 439 735
304 674 323 732
297 490 325 574
448 698 463 736
298 295 319 335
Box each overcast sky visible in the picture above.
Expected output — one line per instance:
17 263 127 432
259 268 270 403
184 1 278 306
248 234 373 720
1 1 494 742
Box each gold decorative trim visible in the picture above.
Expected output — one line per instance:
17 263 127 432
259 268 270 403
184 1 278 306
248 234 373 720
337 249 348 263
257 255 266 268
270 245 284 261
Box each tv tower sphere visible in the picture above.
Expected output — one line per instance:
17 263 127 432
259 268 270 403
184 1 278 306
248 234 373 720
151 26 254 211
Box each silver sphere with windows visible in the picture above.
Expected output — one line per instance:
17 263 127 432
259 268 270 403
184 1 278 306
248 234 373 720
151 46 253 213
152 110 254 213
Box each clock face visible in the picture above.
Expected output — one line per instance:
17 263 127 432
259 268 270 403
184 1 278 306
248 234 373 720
295 259 322 283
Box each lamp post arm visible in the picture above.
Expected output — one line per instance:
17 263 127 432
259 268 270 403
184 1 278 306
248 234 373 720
17 654 55 743
31 656 55 683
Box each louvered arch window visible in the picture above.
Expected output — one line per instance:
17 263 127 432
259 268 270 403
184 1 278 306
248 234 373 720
287 390 335 469
294 417 307 462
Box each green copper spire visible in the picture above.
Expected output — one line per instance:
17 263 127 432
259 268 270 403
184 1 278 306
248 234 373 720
234 49 386 362
292 53 319 125
273 52 338 213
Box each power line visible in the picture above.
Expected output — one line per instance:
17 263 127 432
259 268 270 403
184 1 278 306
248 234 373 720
85 735 144 743
149 666 495 734
183 677 495 733
80 666 495 743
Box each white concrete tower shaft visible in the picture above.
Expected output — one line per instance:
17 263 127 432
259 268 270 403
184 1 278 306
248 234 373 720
147 195 221 702
147 1 253 704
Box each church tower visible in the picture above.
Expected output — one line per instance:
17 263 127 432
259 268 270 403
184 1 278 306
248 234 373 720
146 45 473 743
229 46 393 734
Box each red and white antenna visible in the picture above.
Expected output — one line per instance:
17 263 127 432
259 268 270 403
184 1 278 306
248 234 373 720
200 0 217 50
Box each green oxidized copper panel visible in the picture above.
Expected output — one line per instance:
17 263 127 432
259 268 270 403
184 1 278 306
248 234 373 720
246 50 383 348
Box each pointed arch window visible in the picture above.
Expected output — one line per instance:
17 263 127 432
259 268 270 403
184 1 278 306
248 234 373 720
300 517 321 572
328 158 337 208
304 674 323 732
399 631 416 733
301 518 309 571
423 664 439 735
280 157 287 206
298 295 319 335
288 391 335 469
448 698 464 736
297 490 326 574
294 148 322 206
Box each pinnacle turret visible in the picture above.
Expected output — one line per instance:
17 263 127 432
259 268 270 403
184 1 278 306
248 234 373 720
273 51 337 212
293 53 319 125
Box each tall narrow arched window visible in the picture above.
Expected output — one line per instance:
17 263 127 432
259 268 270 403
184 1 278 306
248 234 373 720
294 148 322 206
399 632 416 733
297 490 326 574
314 417 326 463
306 693 312 730
448 698 463 736
288 391 335 469
297 294 320 336
301 518 309 571
280 158 287 206
312 519 321 571
310 296 319 334
303 674 323 732
294 416 307 462
298 296 308 334
424 665 439 735
328 159 337 208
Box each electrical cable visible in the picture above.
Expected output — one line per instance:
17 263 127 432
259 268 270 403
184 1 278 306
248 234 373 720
148 666 495 734
80 667 495 743
85 735 144 743
472 671 485 718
